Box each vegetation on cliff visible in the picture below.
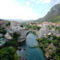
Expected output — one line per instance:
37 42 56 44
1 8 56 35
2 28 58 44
38 35 60 60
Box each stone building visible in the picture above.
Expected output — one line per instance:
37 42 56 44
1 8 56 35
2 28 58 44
10 21 23 32
38 24 49 38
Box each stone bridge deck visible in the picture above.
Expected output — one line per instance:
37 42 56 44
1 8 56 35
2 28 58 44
17 29 38 43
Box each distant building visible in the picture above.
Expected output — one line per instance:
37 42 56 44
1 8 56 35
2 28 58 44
42 22 56 26
37 24 42 27
56 24 60 27
5 32 12 40
0 20 9 28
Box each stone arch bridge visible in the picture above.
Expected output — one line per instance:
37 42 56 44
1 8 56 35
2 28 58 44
17 29 38 44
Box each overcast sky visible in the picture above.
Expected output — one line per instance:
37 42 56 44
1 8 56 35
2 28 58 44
0 0 60 20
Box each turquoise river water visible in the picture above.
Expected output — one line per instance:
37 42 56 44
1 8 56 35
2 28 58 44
17 33 46 60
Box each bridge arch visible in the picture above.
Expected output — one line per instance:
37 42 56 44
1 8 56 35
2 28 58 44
26 30 37 36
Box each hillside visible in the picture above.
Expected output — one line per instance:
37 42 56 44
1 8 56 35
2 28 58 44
37 4 60 23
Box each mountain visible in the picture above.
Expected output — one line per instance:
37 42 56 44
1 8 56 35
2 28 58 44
37 4 60 23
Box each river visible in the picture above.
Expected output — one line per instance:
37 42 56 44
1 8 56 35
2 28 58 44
17 33 46 60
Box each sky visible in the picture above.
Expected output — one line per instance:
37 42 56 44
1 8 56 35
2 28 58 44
0 0 60 21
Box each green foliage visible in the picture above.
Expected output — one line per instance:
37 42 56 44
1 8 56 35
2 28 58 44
46 15 60 23
0 28 6 35
6 32 20 47
56 48 60 56
25 24 41 30
38 38 50 49
6 22 10 26
32 25 41 30
51 48 60 60
20 24 23 27
55 26 60 33
25 24 32 30
14 53 18 60
6 39 17 47
11 32 20 40
38 38 51 44
57 36 60 41
51 40 59 46
0 47 18 60
38 35 60 60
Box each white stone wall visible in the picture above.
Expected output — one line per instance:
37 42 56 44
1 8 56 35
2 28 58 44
38 24 49 38
10 21 22 32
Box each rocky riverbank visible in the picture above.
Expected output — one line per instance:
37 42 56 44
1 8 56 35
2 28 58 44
38 36 60 60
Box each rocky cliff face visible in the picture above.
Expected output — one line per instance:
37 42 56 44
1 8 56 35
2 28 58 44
44 4 60 20
37 4 60 23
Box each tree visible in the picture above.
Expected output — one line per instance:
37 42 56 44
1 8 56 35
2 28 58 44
11 32 20 40
0 47 18 60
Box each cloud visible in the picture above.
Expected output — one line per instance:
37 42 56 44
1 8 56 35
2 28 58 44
31 0 35 2
31 4 34 7
43 0 51 3
25 1 30 6
36 0 51 4
54 0 60 4
36 0 41 4
0 0 40 20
